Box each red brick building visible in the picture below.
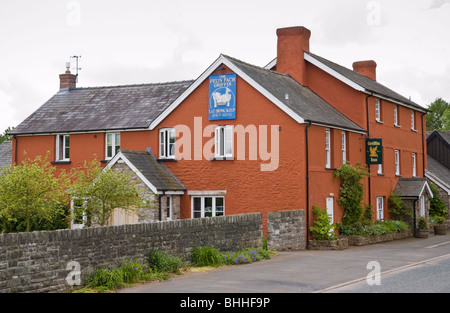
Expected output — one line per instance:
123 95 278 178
9 26 431 239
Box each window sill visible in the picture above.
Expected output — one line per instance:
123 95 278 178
377 173 385 176
396 174 402 177
51 160 71 165
394 124 401 128
100 159 110 164
325 167 336 171
158 158 178 162
210 157 235 161
411 129 418 132
376 120 384 124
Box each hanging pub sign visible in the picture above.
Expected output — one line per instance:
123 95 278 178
366 138 382 165
208 73 236 120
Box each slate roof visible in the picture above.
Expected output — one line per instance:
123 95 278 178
0 141 12 167
224 55 365 132
266 53 427 112
426 155 450 190
393 177 431 199
305 52 426 111
119 149 185 192
10 80 194 135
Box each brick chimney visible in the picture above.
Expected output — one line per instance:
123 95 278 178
352 60 377 81
59 62 77 90
276 26 311 85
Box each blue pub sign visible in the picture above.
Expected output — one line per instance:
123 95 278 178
208 73 236 120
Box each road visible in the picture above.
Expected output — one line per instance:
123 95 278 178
118 232 450 294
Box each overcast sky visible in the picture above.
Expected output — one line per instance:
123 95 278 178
1 0 449 134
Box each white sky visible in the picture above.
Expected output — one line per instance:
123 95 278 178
1 0 450 134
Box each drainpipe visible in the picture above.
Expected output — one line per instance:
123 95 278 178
421 113 426 177
13 135 18 164
158 191 166 222
305 121 312 248
366 92 374 209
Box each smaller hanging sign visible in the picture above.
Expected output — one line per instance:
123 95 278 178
366 138 382 165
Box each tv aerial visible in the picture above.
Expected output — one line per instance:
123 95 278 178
70 55 82 82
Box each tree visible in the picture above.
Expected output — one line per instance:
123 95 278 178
0 153 69 232
426 98 450 130
0 127 14 145
68 159 145 227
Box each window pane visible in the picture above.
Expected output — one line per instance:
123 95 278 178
204 197 213 217
169 129 175 157
193 197 201 218
115 134 121 154
64 136 70 159
215 197 224 216
225 126 233 156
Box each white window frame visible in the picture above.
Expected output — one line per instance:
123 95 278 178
394 105 399 126
412 153 417 177
411 110 416 131
325 128 331 168
159 128 176 159
105 133 121 160
214 125 233 158
56 134 70 161
395 150 400 176
377 163 383 175
376 196 384 220
341 131 347 164
375 99 381 122
191 195 225 218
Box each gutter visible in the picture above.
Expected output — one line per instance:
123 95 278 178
305 121 312 248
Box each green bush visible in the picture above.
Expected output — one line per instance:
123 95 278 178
148 249 183 273
222 248 271 265
309 205 337 240
191 246 223 267
338 219 409 236
84 260 155 291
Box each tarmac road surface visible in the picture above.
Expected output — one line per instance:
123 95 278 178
118 232 450 293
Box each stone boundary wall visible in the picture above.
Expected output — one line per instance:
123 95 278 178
267 210 306 251
0 213 263 293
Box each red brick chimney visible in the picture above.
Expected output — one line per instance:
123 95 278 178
352 60 377 81
59 62 77 90
276 26 311 85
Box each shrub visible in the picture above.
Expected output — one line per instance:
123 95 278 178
334 163 369 225
148 249 183 273
388 192 412 221
310 205 337 240
222 248 271 266
338 219 409 236
82 259 163 292
429 183 447 218
191 246 223 267
417 217 428 230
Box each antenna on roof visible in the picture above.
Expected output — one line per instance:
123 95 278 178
70 55 82 82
